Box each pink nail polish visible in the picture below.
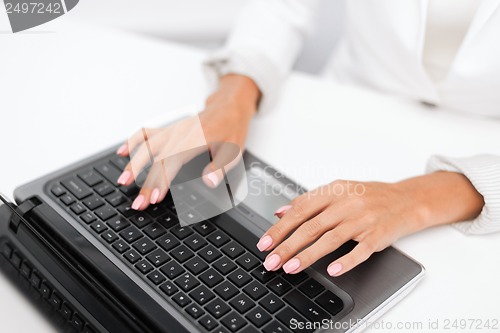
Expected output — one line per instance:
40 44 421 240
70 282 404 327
283 258 301 274
132 195 145 210
263 254 281 271
150 189 160 204
116 144 127 155
327 263 343 276
274 205 292 216
257 235 273 252
206 172 219 187
117 171 131 185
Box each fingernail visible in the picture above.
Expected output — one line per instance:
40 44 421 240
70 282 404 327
327 263 343 277
116 144 127 155
274 205 292 217
257 235 273 252
132 195 145 210
117 171 131 185
206 172 219 187
263 254 281 271
283 258 301 274
150 189 160 204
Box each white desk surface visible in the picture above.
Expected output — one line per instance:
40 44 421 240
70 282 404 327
1 18 500 333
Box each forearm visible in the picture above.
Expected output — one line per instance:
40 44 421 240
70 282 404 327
397 171 485 232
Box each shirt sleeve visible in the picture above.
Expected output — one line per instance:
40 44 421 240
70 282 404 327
426 154 500 234
203 0 320 113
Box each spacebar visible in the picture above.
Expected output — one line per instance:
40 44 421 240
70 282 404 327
212 214 267 261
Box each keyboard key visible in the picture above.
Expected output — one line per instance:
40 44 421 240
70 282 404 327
131 213 153 228
267 277 292 296
20 262 32 278
117 202 136 217
119 183 140 197
282 271 308 286
171 225 194 240
199 269 224 288
160 281 178 296
40 282 51 298
184 234 208 251
199 314 218 331
135 260 154 274
205 298 231 319
60 194 76 206
185 256 209 275
157 211 178 228
107 217 130 232
172 292 191 307
251 266 278 284
174 273 200 292
199 245 222 263
259 294 285 314
70 203 86 215
95 162 121 186
101 230 118 243
228 269 252 288
109 155 129 171
212 327 231 333
262 320 292 333
120 226 142 243
112 239 130 254
145 205 166 218
221 311 247 332
236 253 260 271
62 177 92 200
30 272 41 289
90 221 107 234
315 290 344 316
284 290 329 322
156 233 180 251
146 248 170 267
94 204 117 221
78 170 103 187
276 307 312 333
189 285 215 305
213 257 237 275
193 221 216 236
246 307 272 328
106 192 127 207
170 245 194 263
71 314 85 331
243 281 268 301
143 223 166 239
229 294 255 314
51 184 66 197
186 304 205 319
60 303 73 320
133 238 156 255
214 281 239 301
80 212 96 224
207 231 230 247
95 183 114 197
123 249 141 264
83 195 105 210
178 210 203 225
51 292 62 310
160 261 185 279
147 271 166 285
298 279 324 298
221 242 245 259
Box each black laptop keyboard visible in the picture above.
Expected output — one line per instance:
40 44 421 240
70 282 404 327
48 155 344 333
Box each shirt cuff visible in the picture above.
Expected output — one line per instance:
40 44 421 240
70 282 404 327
203 48 282 114
426 154 500 234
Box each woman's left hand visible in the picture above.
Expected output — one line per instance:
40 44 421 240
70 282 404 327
256 172 484 277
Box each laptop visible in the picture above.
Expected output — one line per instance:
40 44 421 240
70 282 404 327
0 140 424 333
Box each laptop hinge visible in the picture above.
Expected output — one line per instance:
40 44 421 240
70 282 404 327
10 197 42 233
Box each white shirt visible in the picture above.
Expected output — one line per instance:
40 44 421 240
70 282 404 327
204 0 500 234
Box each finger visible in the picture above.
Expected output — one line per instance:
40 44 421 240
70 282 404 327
131 162 168 210
256 190 331 252
118 141 155 186
327 241 375 277
263 207 345 271
281 225 352 274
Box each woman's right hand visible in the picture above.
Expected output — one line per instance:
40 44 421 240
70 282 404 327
115 74 261 211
